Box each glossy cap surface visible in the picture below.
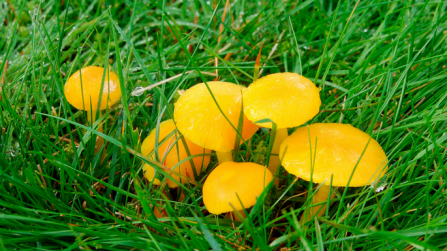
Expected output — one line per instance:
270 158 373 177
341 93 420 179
243 73 321 128
174 81 259 152
64 66 121 111
280 123 388 187
141 120 211 188
203 161 273 214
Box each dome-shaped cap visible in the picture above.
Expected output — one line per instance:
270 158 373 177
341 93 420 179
174 81 259 152
64 66 122 111
280 123 388 187
203 161 273 214
243 73 321 129
141 119 211 188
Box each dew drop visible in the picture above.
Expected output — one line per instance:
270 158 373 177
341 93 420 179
375 184 386 192
132 86 145 96
371 181 387 192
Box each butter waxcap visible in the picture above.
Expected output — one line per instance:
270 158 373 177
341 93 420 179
141 119 211 188
243 73 321 128
280 123 388 187
203 161 273 214
64 66 121 111
174 81 259 152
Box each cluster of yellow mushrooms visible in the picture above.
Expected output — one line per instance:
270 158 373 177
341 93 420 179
64 66 389 222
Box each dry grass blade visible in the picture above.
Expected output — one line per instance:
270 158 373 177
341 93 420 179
214 0 231 80
131 71 217 96
253 42 264 82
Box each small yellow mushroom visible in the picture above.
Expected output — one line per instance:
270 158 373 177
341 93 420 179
280 123 388 224
64 66 121 152
203 161 273 221
141 119 211 188
174 81 259 163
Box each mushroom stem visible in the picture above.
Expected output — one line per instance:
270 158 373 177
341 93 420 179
153 204 167 219
268 127 288 186
300 184 336 224
232 209 246 222
177 188 186 202
216 151 232 163
86 110 104 153
154 190 169 219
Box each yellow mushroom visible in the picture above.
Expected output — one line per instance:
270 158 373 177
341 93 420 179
64 66 121 152
279 123 388 224
243 73 321 185
141 119 211 188
174 81 259 163
203 161 273 221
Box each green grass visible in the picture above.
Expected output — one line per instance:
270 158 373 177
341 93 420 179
1 0 447 250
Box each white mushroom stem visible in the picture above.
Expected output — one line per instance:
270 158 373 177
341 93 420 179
216 151 232 163
232 209 246 222
300 184 337 224
86 110 103 153
268 127 288 186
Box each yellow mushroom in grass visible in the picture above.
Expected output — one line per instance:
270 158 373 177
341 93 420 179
243 73 321 185
174 81 259 163
64 66 121 152
279 123 388 224
203 161 273 221
141 119 211 189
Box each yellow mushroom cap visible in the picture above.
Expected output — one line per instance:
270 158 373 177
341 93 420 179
141 119 211 188
243 73 321 128
174 81 259 152
280 123 388 187
203 161 273 214
64 66 122 111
